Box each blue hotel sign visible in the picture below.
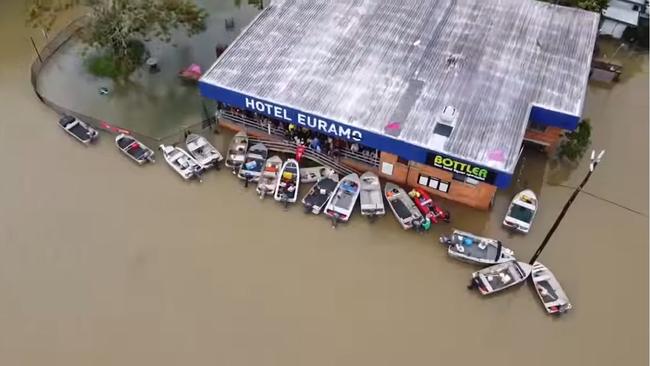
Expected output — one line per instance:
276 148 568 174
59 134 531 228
244 97 364 142
199 82 514 188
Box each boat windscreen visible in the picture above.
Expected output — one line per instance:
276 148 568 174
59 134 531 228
509 204 534 223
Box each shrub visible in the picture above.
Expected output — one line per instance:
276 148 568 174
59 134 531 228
557 119 592 162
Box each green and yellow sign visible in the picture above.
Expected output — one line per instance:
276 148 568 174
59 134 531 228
428 153 496 184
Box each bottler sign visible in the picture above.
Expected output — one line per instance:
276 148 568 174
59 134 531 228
427 153 497 184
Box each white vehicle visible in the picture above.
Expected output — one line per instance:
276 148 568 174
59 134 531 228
324 173 361 225
256 155 283 199
531 262 573 315
115 134 154 165
225 131 248 172
503 189 538 233
237 143 268 182
274 159 300 205
385 182 424 230
439 229 515 265
159 144 203 181
58 115 98 145
469 260 533 296
359 171 385 219
185 133 223 169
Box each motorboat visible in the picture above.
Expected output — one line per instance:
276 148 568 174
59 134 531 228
185 133 223 169
531 262 573 315
256 155 283 199
408 188 450 224
225 131 248 173
300 166 336 184
468 260 533 296
302 174 340 215
58 115 98 144
324 173 361 225
237 143 268 182
159 144 203 181
115 134 154 164
274 159 300 205
439 229 515 265
503 189 538 233
385 182 425 230
359 172 385 218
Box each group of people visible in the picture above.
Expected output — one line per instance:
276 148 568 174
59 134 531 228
220 104 379 161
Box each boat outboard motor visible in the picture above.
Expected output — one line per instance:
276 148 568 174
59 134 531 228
439 235 452 245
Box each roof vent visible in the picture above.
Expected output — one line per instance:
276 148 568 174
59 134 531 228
431 106 458 150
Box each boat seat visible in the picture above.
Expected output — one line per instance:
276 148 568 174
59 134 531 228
478 242 488 250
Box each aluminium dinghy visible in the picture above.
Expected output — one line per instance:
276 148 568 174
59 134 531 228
225 131 248 173
186 133 223 169
274 159 300 206
302 174 340 215
300 166 336 184
115 134 154 164
324 173 361 225
385 182 425 230
531 262 573 315
58 115 98 145
468 260 533 296
359 172 385 219
237 142 268 183
439 229 515 265
256 155 283 199
159 144 203 181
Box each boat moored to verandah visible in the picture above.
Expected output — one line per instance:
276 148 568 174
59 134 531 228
468 260 533 296
225 131 248 173
237 142 268 182
159 144 204 181
324 173 361 225
302 173 339 215
359 172 385 219
439 229 515 265
185 133 223 170
256 155 283 199
115 133 154 165
300 166 336 184
385 182 425 231
503 189 538 233
274 159 300 205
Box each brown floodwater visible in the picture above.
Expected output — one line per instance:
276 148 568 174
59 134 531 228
0 2 648 365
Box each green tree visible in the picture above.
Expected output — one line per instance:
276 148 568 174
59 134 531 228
557 119 592 163
540 0 608 13
28 0 208 79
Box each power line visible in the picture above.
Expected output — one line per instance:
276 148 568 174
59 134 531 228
554 183 648 217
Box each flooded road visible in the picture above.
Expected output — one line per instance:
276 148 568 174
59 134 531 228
0 1 648 365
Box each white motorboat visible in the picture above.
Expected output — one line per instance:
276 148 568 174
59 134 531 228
503 189 538 233
469 260 533 296
256 155 283 199
300 166 336 184
237 143 268 182
385 182 424 230
185 133 223 169
274 159 300 205
159 144 203 181
302 174 340 215
324 173 361 224
225 131 248 172
439 229 515 265
115 134 154 164
531 262 573 315
359 171 385 218
58 115 98 144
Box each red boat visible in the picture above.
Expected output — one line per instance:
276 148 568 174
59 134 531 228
408 188 450 224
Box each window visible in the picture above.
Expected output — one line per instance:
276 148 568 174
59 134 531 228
417 174 448 193
438 181 450 193
433 123 453 137
452 172 466 182
381 162 394 176
528 121 547 132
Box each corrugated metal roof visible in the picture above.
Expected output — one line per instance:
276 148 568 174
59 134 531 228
602 5 640 25
201 0 599 172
